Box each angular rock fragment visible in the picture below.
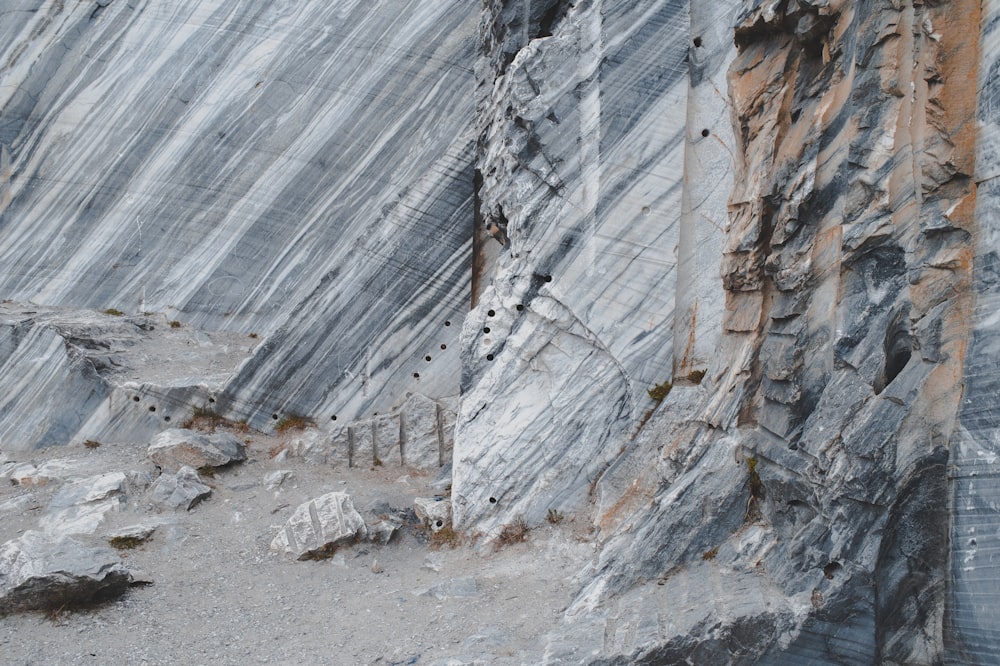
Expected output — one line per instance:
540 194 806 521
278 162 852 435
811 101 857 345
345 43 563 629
264 470 293 491
106 524 157 548
7 459 88 486
147 429 246 472
414 497 452 532
41 472 127 535
0 531 131 613
368 519 402 545
148 466 211 511
271 492 368 560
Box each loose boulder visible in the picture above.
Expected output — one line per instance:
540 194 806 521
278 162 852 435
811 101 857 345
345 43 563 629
271 492 368 560
148 466 211 511
147 429 246 472
0 531 131 614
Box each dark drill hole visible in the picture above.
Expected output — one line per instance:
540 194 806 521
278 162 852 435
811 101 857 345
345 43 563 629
516 304 524 312
823 562 843 580
331 415 338 421
483 327 491 334
425 355 432 362
701 128 710 138
440 344 447 350
444 321 451 327
133 396 140 402
413 372 420 379
164 416 171 422
208 397 215 404
272 414 279 420
148 406 156 413
486 354 494 361
544 275 552 283
489 497 497 504
693 36 703 47
487 309 495 317
435 520 443 528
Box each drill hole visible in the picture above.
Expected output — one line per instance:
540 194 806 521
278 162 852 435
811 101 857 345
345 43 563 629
701 128 710 138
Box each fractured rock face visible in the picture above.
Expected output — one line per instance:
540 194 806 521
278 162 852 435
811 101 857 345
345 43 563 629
0 531 131 614
271 492 368 560
148 429 246 472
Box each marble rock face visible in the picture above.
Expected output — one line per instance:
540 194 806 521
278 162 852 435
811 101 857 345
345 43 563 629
454 0 691 537
0 0 477 434
534 0 993 663
3 0 1000 662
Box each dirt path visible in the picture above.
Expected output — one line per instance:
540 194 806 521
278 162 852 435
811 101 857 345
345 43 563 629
0 431 595 665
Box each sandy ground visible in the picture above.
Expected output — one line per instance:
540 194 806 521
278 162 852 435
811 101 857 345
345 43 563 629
0 429 596 665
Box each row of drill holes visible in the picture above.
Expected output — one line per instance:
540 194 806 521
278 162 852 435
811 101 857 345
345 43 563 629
421 319 455 366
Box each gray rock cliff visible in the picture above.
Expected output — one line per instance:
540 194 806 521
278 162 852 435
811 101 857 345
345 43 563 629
2 0 999 662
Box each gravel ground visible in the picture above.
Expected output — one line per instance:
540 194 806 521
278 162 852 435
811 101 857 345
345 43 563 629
0 431 596 665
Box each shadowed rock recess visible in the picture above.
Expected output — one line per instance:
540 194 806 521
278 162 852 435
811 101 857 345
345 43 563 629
2 0 1000 662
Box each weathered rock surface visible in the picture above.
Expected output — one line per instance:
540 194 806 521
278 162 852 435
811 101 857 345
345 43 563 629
40 472 126 536
148 429 246 472
271 492 368 560
0 531 131 613
147 466 211 511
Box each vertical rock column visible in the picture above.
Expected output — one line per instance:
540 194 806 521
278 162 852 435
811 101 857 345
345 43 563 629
674 1 740 380
947 0 1000 661
455 0 690 537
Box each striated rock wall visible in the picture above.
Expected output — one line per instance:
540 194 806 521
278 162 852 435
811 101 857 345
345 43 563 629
0 0 476 431
3 0 1000 662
